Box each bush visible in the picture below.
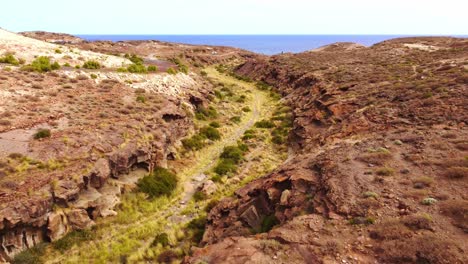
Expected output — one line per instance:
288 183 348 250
209 121 220 128
12 243 47 264
375 167 395 176
259 214 279 233
90 73 98 79
53 230 94 252
0 53 19 65
220 146 244 164
199 126 221 140
255 120 275 128
147 65 158 72
230 116 241 124
151 233 169 247
34 129 51 139
136 95 146 103
186 215 206 243
127 63 147 73
170 57 189 74
195 106 218 120
214 159 237 175
23 56 59 72
116 67 127 72
124 54 144 65
182 135 205 150
272 135 285 144
167 67 177 74
193 190 207 201
242 106 251 112
82 60 101 69
137 167 178 198
421 197 437 205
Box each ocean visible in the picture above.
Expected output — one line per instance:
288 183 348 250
76 35 457 55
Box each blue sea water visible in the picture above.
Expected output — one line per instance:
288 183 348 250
76 35 452 55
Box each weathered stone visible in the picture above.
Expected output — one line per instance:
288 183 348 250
47 212 69 241
200 180 217 196
66 209 95 230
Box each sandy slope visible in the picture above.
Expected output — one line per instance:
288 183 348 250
0 28 130 67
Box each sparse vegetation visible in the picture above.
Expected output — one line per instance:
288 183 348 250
22 56 60 72
0 53 19 65
147 65 158 72
255 120 275 128
82 60 101 69
127 63 147 73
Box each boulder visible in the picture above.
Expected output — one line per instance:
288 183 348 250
66 209 95 230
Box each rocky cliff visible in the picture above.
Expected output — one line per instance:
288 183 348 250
188 38 468 263
0 30 214 262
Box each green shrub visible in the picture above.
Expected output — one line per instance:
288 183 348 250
182 135 205 150
255 120 275 128
230 116 241 124
255 81 271 91
34 129 51 139
12 243 47 264
242 106 251 112
51 61 60 70
257 214 279 233
54 49 62 54
272 135 284 144
211 174 222 183
214 90 224 100
137 167 178 198
90 73 98 79
151 233 169 247
147 65 158 72
200 70 208 77
63 62 71 67
209 121 221 128
23 56 59 72
167 67 177 74
116 67 128 72
0 53 19 65
199 126 221 140
193 190 207 201
170 57 189 74
214 159 237 175
220 146 244 164
136 95 146 103
53 230 94 252
186 215 206 243
82 60 101 69
195 106 218 120
127 63 147 73
124 54 144 65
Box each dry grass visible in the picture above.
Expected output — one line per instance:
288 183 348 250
444 167 468 179
439 200 468 231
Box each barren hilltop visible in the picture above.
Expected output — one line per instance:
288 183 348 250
0 30 466 263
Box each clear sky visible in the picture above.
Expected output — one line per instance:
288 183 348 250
1 0 467 35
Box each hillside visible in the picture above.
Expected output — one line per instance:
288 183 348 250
0 30 467 263
189 37 468 263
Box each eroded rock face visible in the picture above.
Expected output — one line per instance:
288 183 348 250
189 37 468 263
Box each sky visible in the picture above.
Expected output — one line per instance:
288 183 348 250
1 0 467 35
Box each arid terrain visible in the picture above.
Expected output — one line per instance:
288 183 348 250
0 29 467 264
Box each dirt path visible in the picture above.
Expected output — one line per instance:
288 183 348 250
46 67 272 263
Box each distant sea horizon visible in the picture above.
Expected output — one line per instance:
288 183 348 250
76 35 467 55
